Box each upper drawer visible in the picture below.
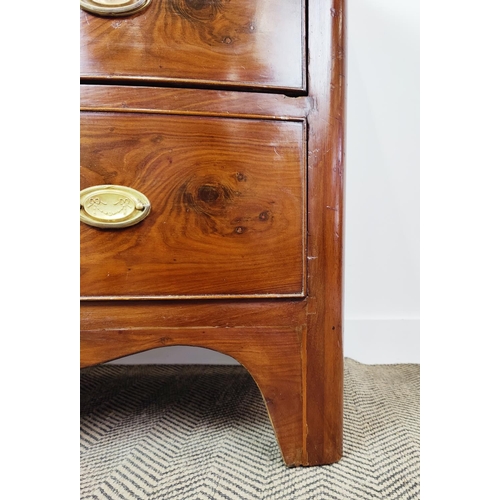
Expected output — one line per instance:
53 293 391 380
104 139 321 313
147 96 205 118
80 0 306 93
80 112 306 299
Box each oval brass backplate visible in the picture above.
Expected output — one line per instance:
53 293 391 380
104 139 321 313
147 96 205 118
80 0 152 17
80 185 151 229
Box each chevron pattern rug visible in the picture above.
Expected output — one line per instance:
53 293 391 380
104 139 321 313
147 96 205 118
80 358 420 499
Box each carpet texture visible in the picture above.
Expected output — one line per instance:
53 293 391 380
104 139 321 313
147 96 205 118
81 359 420 499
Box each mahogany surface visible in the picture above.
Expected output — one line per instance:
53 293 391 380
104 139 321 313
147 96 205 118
81 113 306 298
81 0 346 467
80 0 305 92
80 85 311 120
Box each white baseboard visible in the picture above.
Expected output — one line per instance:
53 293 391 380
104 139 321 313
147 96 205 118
108 318 419 366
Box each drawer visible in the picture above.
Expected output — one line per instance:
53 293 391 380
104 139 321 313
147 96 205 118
80 112 306 299
80 0 305 93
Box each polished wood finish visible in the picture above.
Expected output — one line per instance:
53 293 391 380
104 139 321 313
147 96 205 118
81 113 306 298
81 299 308 465
303 0 346 465
81 0 346 467
80 0 305 93
82 323 305 465
80 85 311 120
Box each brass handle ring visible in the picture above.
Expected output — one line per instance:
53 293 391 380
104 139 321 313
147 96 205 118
80 185 151 229
80 0 152 17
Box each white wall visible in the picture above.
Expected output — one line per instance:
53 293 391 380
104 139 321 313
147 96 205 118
111 0 420 366
343 0 419 363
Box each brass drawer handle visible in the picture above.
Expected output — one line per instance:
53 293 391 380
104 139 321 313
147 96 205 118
80 0 152 17
80 185 151 229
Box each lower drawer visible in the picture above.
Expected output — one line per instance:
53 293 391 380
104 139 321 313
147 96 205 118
80 112 306 299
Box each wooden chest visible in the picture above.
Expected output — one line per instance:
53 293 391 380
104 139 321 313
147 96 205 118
80 0 345 467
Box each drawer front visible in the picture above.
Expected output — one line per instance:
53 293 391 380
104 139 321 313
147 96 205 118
80 112 306 299
80 0 305 93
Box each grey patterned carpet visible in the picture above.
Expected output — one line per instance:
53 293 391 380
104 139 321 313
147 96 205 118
80 359 420 499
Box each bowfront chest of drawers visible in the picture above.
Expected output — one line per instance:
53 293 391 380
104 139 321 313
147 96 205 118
80 0 346 467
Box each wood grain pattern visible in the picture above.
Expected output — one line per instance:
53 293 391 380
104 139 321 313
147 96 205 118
81 113 306 298
80 85 312 120
81 300 309 466
80 299 307 333
303 0 346 465
80 0 305 92
80 0 346 468
81 323 305 466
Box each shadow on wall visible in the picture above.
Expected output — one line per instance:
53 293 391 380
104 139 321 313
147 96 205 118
107 345 241 365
